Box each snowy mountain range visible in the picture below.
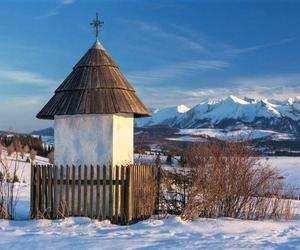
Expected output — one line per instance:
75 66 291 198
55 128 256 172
136 95 300 136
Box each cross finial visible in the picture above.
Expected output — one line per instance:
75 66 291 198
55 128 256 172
90 13 104 40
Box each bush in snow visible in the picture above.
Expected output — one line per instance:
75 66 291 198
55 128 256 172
166 154 173 165
0 141 27 219
181 140 294 220
159 165 192 215
47 150 54 164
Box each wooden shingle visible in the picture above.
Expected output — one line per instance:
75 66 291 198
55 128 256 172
37 40 150 120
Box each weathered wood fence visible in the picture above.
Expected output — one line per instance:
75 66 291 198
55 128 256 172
30 164 159 225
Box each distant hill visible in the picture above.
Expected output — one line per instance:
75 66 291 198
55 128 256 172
31 127 54 136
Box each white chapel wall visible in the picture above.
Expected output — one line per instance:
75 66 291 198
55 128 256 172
54 114 113 166
112 113 134 166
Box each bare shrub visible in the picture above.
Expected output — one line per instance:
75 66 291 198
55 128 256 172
166 154 173 165
30 149 37 161
7 144 15 156
23 144 30 154
159 164 192 215
47 150 54 164
57 201 69 219
0 141 27 219
181 140 294 220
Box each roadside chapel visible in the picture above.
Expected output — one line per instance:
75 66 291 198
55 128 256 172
37 13 150 166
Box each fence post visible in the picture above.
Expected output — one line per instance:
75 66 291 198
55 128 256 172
96 165 100 219
142 165 145 219
120 166 125 224
102 165 107 220
47 164 52 218
77 165 82 216
151 166 156 214
53 165 58 218
83 165 88 217
66 165 70 216
109 165 113 220
59 165 64 216
71 165 75 216
35 165 40 216
41 165 46 215
30 164 35 218
125 166 132 224
155 165 161 215
114 166 120 223
146 166 150 216
132 165 136 221
90 165 94 218
137 165 141 220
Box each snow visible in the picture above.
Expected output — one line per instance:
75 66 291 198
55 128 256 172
41 135 54 145
1 155 300 249
177 104 190 113
13 183 31 220
0 149 49 183
262 157 300 195
167 135 206 142
0 206 299 249
170 128 294 141
0 150 49 219
179 96 281 125
135 96 300 134
136 104 190 127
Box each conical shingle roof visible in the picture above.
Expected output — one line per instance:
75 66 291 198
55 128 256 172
36 40 150 119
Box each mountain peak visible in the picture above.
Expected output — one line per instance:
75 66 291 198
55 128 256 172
226 95 249 105
177 104 190 113
288 97 300 105
136 96 300 135
136 104 189 127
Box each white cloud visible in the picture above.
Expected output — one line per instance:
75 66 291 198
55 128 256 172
127 22 298 107
127 59 230 84
231 73 300 87
133 21 210 54
132 21 296 59
35 0 75 19
229 73 300 100
0 67 57 86
136 73 300 108
228 38 296 55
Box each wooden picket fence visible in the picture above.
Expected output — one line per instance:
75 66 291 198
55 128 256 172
30 164 159 225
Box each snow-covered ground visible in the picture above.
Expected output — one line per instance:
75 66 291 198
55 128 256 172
264 157 300 196
167 128 294 142
0 149 49 183
0 209 300 250
41 135 54 145
1 155 300 249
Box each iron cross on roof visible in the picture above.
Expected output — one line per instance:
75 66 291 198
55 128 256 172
90 13 104 39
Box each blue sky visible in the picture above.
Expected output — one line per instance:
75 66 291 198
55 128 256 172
0 0 299 132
